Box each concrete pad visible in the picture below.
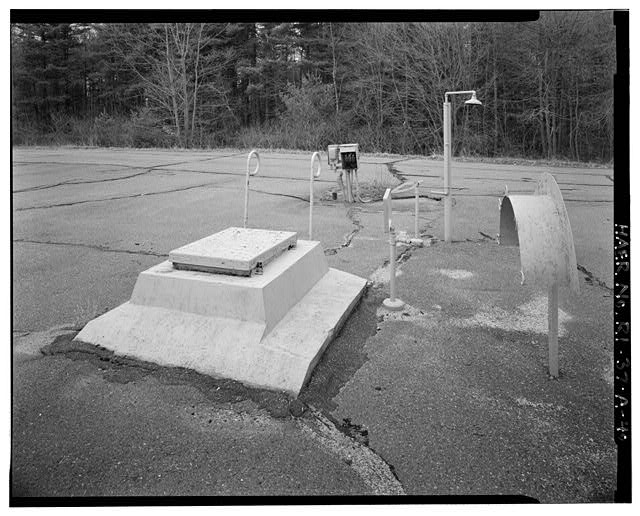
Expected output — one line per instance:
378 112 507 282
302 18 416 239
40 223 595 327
75 228 367 395
258 268 368 390
75 267 366 395
74 302 267 376
170 227 297 275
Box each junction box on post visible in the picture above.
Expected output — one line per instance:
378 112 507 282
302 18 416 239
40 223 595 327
328 143 360 202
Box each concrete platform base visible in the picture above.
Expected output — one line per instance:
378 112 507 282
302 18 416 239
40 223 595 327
74 234 367 396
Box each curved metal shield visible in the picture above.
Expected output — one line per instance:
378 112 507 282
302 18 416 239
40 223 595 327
499 173 579 293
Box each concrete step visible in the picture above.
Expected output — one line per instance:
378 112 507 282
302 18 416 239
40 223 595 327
131 240 328 335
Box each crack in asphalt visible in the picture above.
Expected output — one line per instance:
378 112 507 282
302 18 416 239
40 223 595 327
462 177 612 188
14 182 216 211
478 231 497 241
34 329 403 494
12 152 246 171
563 199 612 203
390 172 442 180
396 245 414 265
11 152 248 194
14 156 334 193
249 188 309 203
14 160 158 168
577 263 612 292
298 406 405 495
154 167 334 184
12 169 153 193
344 208 364 246
426 193 611 202
385 162 408 182
14 176 332 213
324 207 364 255
13 239 167 257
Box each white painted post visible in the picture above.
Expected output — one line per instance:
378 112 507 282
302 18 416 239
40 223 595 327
382 188 405 311
414 181 421 238
389 226 397 297
443 100 452 243
243 150 260 228
309 152 322 240
548 282 559 377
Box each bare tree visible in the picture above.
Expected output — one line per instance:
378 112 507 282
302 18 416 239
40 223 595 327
103 23 232 147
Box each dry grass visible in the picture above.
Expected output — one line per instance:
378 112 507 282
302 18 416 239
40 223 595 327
319 165 401 202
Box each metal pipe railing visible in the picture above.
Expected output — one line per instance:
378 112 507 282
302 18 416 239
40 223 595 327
389 180 422 241
382 188 403 310
309 151 322 239
381 181 425 311
243 150 260 228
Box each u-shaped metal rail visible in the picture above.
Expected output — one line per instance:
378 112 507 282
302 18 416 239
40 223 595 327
243 150 260 228
382 180 424 311
309 152 322 239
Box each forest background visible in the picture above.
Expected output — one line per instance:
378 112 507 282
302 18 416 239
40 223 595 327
11 12 616 163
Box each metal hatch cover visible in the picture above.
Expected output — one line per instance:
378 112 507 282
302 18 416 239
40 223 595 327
169 227 298 276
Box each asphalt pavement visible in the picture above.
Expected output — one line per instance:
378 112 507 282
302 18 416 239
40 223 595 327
11 147 615 502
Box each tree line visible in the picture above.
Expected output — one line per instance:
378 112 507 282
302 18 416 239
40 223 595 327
11 13 616 162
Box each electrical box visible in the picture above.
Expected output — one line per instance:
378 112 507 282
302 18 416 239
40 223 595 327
340 143 359 170
327 143 359 170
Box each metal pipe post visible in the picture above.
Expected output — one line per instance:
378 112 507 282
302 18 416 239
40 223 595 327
548 282 559 377
389 225 397 299
382 189 405 311
309 152 321 239
414 181 421 238
345 170 353 202
443 100 452 243
243 150 260 228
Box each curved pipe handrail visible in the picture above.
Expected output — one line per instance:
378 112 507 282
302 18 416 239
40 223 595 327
243 150 260 228
391 181 422 238
390 181 417 196
309 152 322 239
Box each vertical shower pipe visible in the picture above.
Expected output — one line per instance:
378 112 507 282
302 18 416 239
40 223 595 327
382 187 405 311
243 150 260 228
309 152 322 239
442 90 481 242
443 97 452 243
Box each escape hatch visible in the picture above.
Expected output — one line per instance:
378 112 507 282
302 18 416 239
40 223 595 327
169 227 297 276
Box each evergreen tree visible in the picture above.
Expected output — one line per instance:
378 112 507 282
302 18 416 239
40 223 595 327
10 15 617 160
